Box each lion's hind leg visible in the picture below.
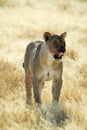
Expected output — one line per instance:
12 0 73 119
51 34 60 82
25 69 32 105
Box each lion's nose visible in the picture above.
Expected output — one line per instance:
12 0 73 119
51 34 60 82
60 46 66 53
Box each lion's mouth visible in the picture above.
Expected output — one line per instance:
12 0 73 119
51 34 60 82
53 53 64 60
53 55 62 60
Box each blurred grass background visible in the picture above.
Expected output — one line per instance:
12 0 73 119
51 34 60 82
0 0 87 130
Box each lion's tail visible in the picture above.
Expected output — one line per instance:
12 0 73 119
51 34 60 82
23 63 24 68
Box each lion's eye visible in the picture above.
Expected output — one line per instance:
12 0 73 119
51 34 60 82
54 42 58 46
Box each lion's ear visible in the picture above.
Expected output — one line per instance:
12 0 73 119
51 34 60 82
43 32 51 42
60 32 67 39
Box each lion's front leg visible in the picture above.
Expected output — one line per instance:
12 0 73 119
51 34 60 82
52 78 62 104
32 77 43 104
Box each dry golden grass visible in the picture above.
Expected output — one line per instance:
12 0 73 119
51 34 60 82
0 0 87 130
66 48 78 60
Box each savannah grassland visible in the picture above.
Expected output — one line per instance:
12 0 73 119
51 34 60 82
0 0 87 130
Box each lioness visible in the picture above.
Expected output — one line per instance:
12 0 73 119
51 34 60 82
23 32 67 105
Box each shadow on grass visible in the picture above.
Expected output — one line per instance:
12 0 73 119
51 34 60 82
39 103 69 128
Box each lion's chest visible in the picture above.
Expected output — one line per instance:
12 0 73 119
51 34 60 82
38 66 59 81
43 70 55 81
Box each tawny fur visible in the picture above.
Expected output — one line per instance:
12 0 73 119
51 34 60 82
23 32 67 105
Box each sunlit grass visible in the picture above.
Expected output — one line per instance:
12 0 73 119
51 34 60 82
0 0 87 130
